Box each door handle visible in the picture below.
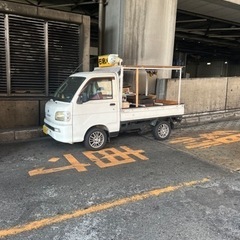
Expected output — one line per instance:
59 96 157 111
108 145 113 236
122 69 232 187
110 103 115 106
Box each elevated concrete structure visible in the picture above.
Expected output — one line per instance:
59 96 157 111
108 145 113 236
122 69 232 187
104 0 177 66
104 0 178 94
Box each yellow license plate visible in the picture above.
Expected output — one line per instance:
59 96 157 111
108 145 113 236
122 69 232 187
42 125 48 135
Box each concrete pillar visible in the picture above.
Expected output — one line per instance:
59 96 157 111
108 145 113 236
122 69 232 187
104 0 178 66
105 0 178 94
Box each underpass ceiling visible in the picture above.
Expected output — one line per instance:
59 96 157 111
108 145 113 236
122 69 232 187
177 0 240 60
178 0 240 24
176 10 240 60
2 0 240 60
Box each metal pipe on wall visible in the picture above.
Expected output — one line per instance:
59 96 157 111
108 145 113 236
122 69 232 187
98 0 104 55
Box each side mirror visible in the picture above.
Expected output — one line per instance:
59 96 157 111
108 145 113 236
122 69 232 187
77 93 88 104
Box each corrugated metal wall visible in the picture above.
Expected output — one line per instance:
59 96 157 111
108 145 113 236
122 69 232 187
48 21 79 94
9 15 45 94
0 13 80 96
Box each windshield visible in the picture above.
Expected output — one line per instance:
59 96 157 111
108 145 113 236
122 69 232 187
53 76 86 102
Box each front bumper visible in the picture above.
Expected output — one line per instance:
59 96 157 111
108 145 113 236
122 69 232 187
43 119 73 144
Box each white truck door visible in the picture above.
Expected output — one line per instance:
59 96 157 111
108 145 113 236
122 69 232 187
72 76 120 143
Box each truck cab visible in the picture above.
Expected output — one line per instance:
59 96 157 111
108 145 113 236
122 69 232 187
44 68 121 147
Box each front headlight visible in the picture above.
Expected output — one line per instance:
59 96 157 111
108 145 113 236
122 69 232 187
55 111 71 122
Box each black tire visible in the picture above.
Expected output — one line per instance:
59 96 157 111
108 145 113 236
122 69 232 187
153 121 171 140
84 128 107 150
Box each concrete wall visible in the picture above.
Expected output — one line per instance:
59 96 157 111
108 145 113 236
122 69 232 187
0 99 48 129
226 77 240 109
166 77 240 114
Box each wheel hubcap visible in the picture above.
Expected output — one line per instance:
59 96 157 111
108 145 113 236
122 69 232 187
89 131 104 148
158 124 169 138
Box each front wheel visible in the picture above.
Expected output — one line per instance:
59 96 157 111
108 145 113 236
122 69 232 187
84 128 107 150
153 121 171 140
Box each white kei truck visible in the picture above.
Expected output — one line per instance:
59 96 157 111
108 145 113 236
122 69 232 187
43 55 184 150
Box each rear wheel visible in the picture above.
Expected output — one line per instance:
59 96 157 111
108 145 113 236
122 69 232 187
84 128 107 150
153 121 171 140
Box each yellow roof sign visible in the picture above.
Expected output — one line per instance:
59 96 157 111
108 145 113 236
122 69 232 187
98 54 122 67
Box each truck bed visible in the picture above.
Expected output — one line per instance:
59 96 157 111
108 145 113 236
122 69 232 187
120 103 184 122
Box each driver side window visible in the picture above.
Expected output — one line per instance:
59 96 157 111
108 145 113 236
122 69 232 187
81 77 113 102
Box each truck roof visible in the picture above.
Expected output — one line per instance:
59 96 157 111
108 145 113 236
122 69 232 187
70 67 121 78
94 65 184 71
94 66 122 73
71 65 184 77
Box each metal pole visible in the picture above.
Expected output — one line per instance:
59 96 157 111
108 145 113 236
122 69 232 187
136 69 139 107
98 0 104 55
5 14 11 95
44 21 49 96
178 68 182 105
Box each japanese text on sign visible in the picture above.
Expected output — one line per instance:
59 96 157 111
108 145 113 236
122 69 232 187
98 55 112 67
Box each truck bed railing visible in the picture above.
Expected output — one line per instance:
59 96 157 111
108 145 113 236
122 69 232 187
120 65 184 108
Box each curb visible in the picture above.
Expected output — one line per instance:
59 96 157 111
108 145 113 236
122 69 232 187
0 127 45 143
180 109 240 127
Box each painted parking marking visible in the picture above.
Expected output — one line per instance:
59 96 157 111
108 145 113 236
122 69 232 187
29 154 90 176
83 146 148 168
48 157 60 163
64 154 90 172
28 146 148 176
170 130 240 149
0 178 209 239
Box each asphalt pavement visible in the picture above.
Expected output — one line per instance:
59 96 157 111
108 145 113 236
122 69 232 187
167 119 240 171
0 120 240 240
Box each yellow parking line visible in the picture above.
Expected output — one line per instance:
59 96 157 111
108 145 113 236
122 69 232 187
0 178 209 238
